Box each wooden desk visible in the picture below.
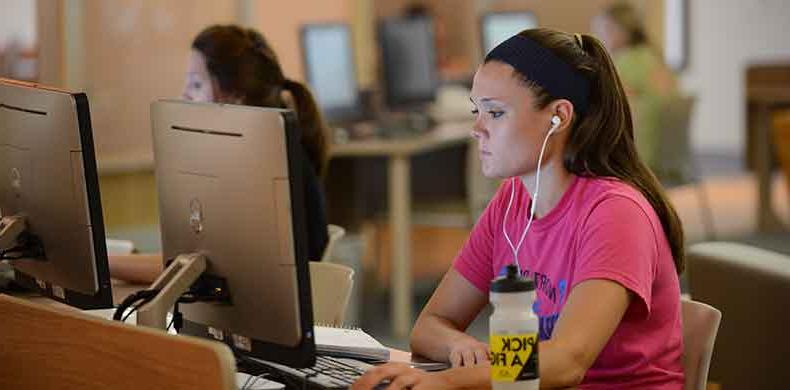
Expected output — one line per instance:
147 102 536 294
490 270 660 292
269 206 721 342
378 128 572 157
747 84 790 231
5 292 421 388
330 121 473 338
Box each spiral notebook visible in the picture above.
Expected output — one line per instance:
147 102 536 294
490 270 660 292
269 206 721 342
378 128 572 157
314 325 390 361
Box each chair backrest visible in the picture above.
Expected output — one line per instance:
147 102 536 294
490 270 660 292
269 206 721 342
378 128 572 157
310 261 354 326
320 224 346 263
773 109 790 198
0 294 236 389
656 94 696 184
681 298 722 390
687 241 790 389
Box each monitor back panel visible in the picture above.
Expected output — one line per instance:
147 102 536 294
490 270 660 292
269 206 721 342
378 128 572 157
0 79 111 308
152 100 313 353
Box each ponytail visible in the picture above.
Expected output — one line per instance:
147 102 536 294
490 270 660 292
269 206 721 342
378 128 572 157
283 79 330 177
577 33 685 273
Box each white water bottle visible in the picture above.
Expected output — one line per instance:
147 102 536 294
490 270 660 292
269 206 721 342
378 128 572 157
490 264 539 390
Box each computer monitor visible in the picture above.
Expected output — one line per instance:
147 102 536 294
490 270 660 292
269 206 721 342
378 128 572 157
0 78 113 309
480 11 538 56
379 16 439 110
147 100 315 367
301 23 361 123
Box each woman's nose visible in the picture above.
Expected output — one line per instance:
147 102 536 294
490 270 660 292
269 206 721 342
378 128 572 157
471 120 486 140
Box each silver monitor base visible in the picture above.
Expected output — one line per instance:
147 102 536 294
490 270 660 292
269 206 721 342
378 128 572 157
136 253 206 330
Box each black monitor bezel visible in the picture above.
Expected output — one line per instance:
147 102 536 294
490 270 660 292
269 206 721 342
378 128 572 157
378 16 440 110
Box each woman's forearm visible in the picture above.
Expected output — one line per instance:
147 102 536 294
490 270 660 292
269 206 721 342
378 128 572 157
108 254 163 284
536 339 586 389
410 313 478 362
427 342 584 390
442 366 491 389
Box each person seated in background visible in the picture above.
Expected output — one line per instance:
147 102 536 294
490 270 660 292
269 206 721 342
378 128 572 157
110 25 330 283
591 1 678 173
353 28 685 389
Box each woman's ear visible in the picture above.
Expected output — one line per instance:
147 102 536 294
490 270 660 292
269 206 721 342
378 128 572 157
280 89 295 109
550 99 575 131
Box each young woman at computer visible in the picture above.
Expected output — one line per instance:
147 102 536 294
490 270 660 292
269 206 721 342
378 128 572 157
353 28 685 389
110 25 330 283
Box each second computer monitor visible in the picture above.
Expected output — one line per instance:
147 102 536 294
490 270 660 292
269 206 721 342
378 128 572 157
0 78 112 309
379 16 439 110
151 100 315 367
301 23 360 123
481 11 538 56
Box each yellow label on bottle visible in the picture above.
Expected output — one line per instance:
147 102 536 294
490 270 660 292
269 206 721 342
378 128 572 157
489 332 539 382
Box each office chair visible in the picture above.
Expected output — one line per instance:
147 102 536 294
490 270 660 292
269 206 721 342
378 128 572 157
656 94 716 240
772 109 790 201
321 224 346 263
309 262 354 326
687 241 790 389
681 299 721 390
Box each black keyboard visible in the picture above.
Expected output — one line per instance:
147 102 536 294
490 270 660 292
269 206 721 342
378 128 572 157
252 355 374 389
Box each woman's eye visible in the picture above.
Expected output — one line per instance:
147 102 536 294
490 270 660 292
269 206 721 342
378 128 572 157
489 110 504 118
192 82 202 89
471 108 479 115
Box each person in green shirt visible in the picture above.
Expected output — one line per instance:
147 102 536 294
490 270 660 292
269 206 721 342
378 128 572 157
592 2 678 173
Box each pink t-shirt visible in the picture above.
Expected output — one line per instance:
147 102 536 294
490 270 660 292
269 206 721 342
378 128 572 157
455 175 684 389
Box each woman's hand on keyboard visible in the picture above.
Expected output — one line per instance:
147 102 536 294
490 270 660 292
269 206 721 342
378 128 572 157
351 362 451 390
448 338 490 367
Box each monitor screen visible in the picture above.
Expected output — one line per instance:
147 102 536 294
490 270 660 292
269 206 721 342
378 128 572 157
301 23 360 122
0 78 113 309
481 11 538 56
151 100 315 367
379 16 439 109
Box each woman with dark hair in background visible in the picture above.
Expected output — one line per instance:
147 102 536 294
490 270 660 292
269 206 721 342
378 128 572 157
591 2 679 175
353 28 685 389
110 25 330 283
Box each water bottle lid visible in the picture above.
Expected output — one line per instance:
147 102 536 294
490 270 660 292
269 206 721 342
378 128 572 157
490 264 535 293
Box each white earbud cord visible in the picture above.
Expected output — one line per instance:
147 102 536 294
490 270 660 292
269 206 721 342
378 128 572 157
502 124 555 274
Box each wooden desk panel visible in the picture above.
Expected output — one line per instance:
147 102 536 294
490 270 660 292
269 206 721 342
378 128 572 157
0 294 236 390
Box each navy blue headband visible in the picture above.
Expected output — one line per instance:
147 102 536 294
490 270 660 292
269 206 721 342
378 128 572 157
485 34 590 114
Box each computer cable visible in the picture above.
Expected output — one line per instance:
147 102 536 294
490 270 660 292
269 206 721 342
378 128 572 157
113 288 161 322
168 301 184 333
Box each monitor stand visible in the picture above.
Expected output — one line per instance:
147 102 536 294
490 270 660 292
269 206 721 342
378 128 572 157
136 253 206 329
0 216 26 252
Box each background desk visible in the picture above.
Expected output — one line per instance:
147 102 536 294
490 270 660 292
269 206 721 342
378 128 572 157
329 121 473 337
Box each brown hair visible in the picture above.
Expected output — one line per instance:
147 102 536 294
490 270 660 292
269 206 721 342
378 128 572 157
487 28 685 273
192 25 329 176
604 2 648 46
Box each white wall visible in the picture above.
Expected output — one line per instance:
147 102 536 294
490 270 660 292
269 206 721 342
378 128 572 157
681 0 790 157
0 0 36 49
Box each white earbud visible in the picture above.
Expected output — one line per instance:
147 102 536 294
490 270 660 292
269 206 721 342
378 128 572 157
502 114 563 271
548 115 562 136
